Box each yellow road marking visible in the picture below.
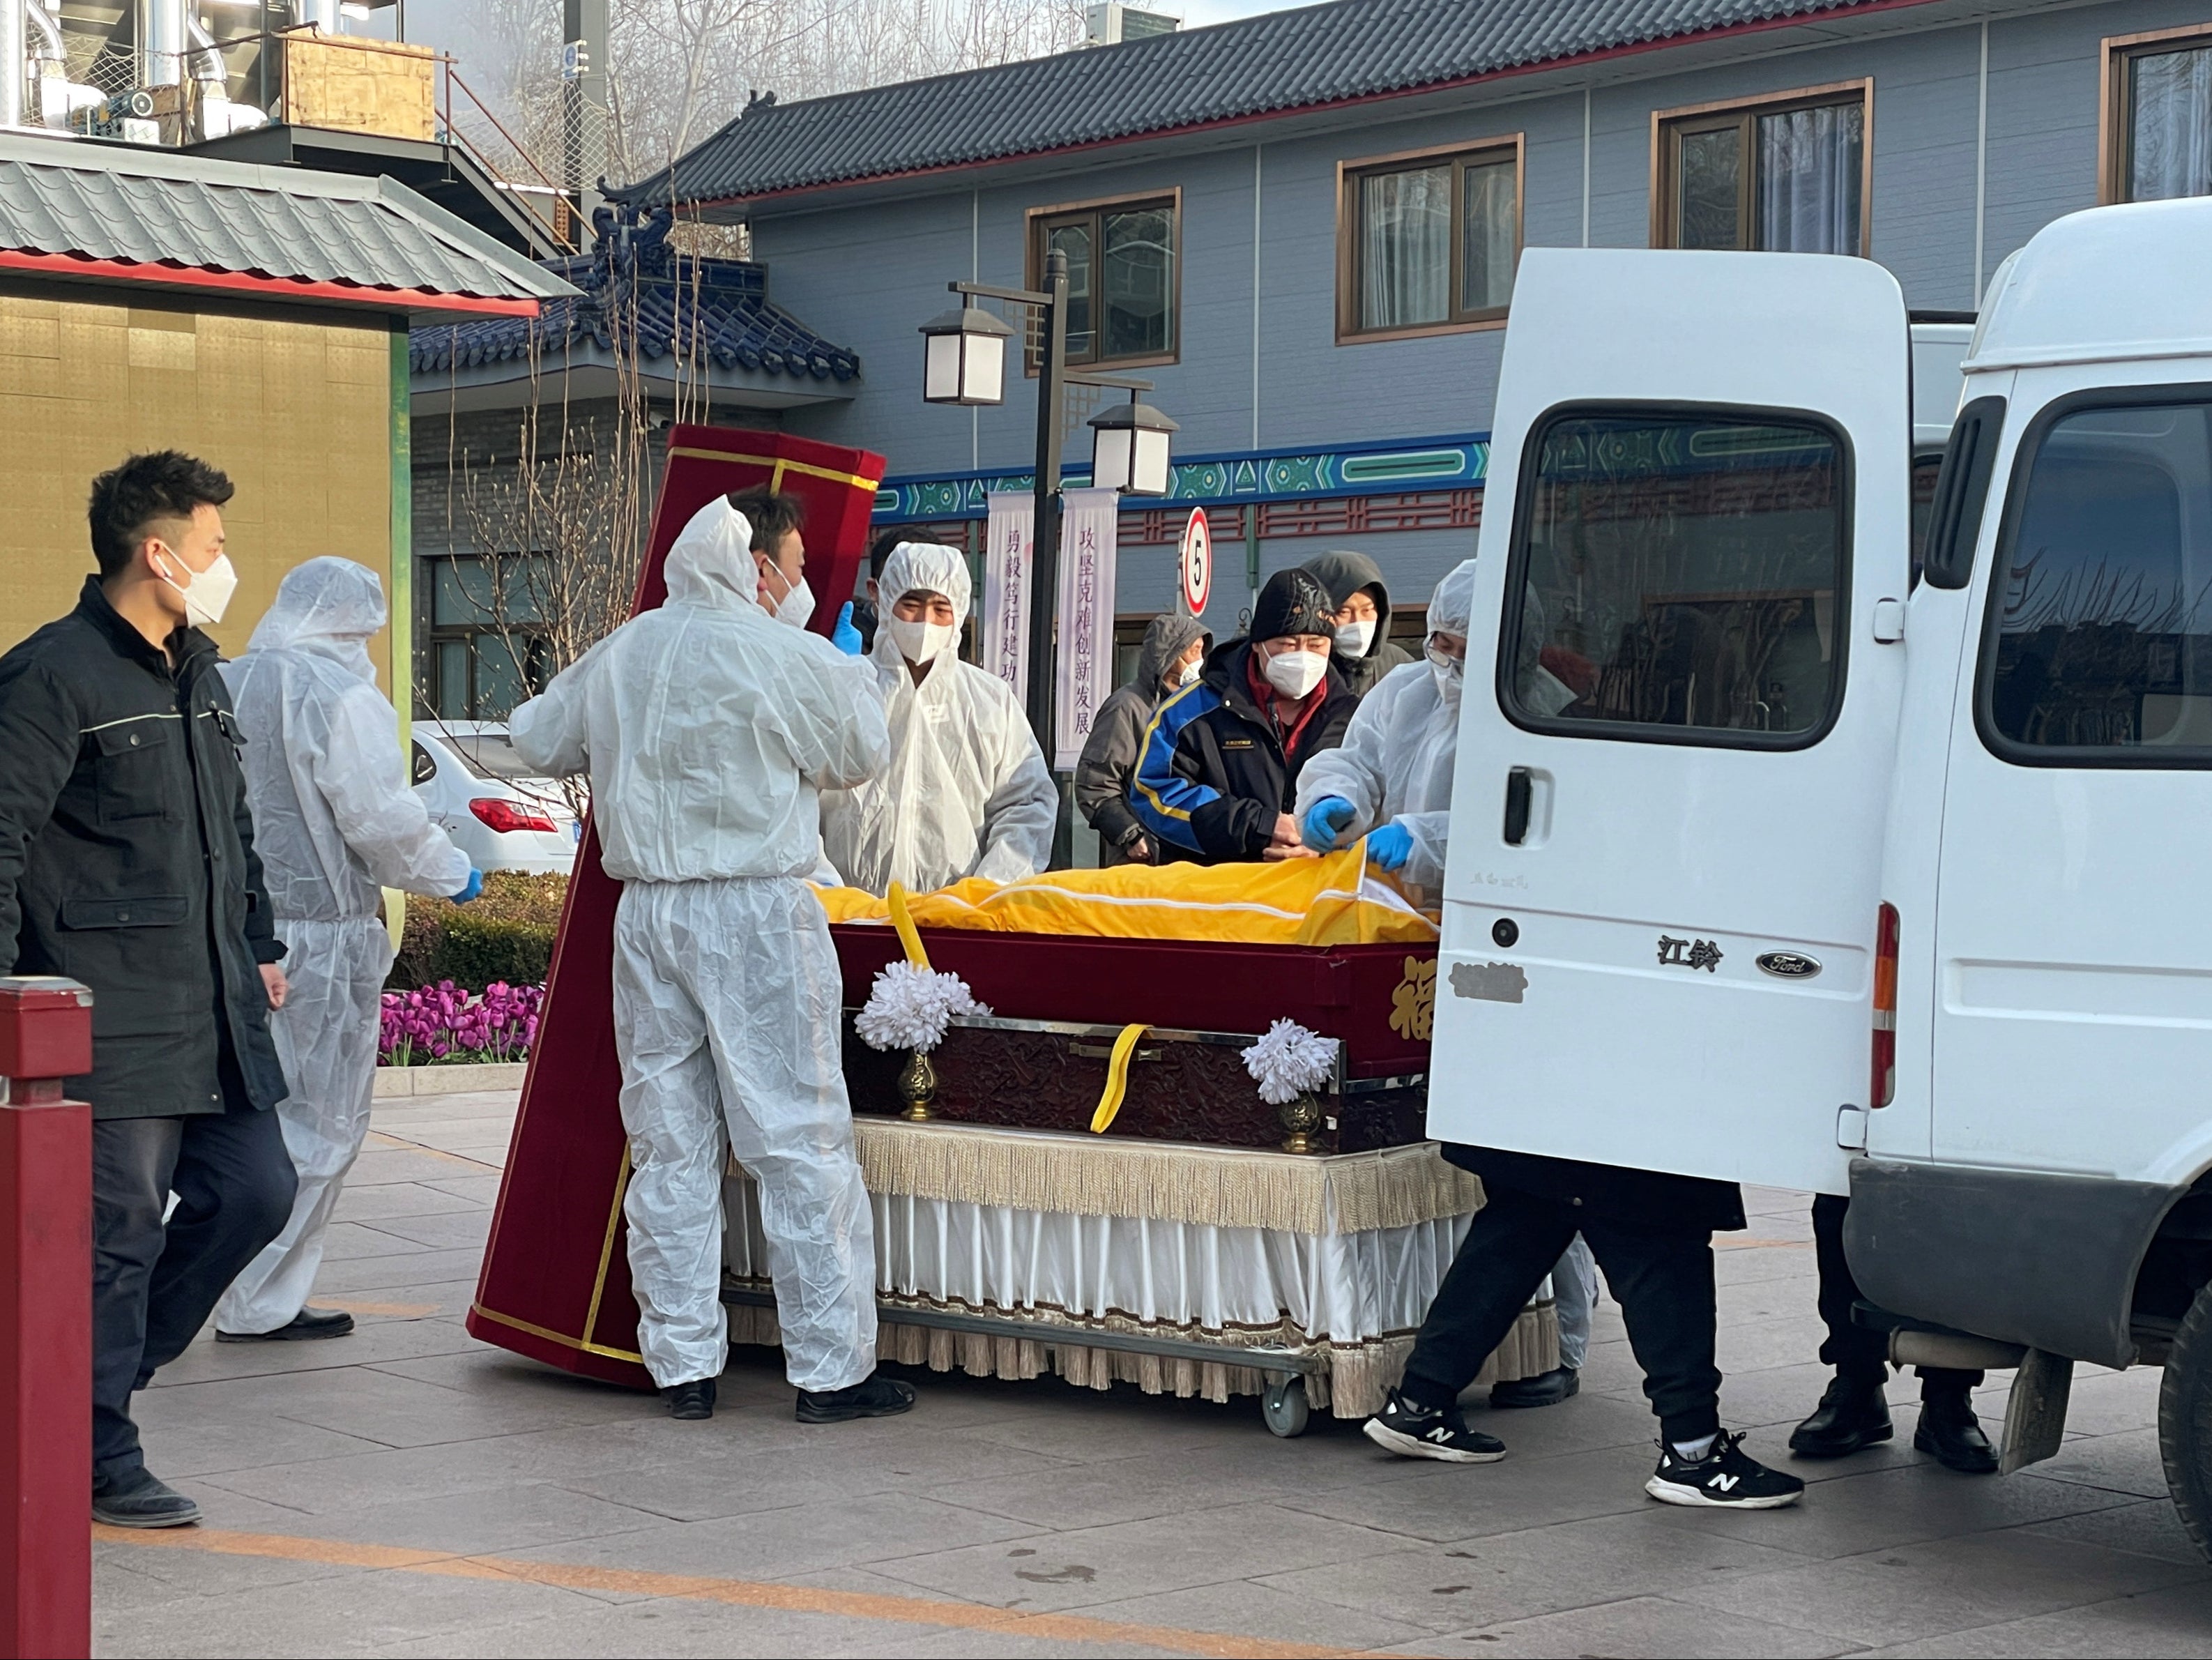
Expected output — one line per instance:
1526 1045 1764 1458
97 1525 1401 1659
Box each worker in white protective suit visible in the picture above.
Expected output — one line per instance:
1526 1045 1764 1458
1295 557 1596 1410
818 540 1057 897
213 558 478 1343
509 495 909 1425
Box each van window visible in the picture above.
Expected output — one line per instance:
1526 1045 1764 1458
1983 396 2212 759
1502 409 1849 746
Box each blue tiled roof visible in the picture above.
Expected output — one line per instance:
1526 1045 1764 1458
622 0 1937 208
409 208 859 383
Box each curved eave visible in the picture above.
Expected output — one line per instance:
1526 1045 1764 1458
0 248 543 319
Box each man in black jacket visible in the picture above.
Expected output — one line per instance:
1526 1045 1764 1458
0 452 296 1529
1363 1148 1808 1511
1129 569 1356 863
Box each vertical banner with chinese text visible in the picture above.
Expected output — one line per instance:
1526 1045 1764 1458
980 492 1032 704
1053 487 1120 770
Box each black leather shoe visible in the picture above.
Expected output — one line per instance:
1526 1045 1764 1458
216 1307 355 1343
1915 1394 1999 1474
1489 1365 1580 1409
798 1371 917 1424
1789 1373 1893 1458
91 1469 201 1529
664 1378 717 1420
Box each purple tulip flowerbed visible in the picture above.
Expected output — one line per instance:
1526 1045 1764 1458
379 980 544 1067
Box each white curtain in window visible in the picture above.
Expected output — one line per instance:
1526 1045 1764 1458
1461 161 1517 312
1757 102 1863 255
1361 166 1450 330
2131 49 2212 201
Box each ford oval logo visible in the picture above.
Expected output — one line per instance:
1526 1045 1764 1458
1756 951 1822 980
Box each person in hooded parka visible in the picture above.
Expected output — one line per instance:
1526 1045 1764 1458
509 496 908 1426
214 558 477 1344
1074 612 1210 866
818 540 1057 897
1301 549 1415 700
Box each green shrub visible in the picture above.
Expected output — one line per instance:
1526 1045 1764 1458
386 871 568 992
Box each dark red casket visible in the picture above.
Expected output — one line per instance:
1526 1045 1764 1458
830 924 1438 1152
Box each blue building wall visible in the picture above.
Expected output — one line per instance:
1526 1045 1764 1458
751 0 2212 627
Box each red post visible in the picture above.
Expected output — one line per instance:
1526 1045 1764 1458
0 977 93 1660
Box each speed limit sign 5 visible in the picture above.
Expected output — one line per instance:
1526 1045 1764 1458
1178 508 1211 616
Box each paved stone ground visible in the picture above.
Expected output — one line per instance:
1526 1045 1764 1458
94 1085 2212 1659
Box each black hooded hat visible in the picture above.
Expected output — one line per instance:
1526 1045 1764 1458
1249 568 1336 644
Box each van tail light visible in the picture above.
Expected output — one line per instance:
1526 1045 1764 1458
1870 901 1900 1109
469 797 557 835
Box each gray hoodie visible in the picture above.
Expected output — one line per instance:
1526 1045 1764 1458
1074 611 1210 861
1300 549 1415 699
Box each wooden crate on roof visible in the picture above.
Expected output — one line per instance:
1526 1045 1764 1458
282 29 434 142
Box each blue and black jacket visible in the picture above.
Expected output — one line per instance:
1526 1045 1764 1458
1129 639 1357 863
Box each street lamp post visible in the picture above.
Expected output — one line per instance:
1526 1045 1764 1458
918 248 1166 758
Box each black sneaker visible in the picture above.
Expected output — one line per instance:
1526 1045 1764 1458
797 1371 916 1424
664 1378 717 1420
217 1307 355 1343
1361 1387 1507 1463
1489 1364 1580 1410
91 1468 202 1529
1647 1430 1803 1509
1789 1372 1892 1458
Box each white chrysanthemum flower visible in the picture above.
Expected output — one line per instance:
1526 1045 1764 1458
854 961 991 1054
1240 1018 1339 1106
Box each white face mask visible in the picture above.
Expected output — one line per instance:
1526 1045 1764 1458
1334 618 1376 657
1262 645 1329 701
1426 646 1465 699
156 547 238 629
887 616 957 667
772 574 816 630
1174 658 1201 688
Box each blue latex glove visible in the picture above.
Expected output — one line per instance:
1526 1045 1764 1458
1300 796 1356 853
450 868 484 904
832 601 864 656
1366 821 1414 873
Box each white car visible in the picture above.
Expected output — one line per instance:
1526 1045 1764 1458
410 720 581 876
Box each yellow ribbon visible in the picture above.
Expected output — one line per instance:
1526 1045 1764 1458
887 883 930 970
1088 1023 1150 1135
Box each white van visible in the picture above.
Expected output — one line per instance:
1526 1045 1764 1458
1428 199 2212 1553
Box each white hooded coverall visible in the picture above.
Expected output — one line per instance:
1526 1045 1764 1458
1293 558 1478 891
818 541 1058 897
509 501 890 1391
215 558 473 1336
1295 558 1599 1369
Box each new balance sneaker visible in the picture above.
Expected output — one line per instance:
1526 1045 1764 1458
1646 1430 1804 1509
1361 1387 1507 1464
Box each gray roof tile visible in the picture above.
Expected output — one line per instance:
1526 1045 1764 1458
627 0 1930 207
0 130 574 308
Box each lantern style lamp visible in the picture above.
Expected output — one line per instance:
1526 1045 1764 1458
918 299 1012 406
1088 393 1180 496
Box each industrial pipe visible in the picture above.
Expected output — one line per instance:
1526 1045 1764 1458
139 0 185 87
0 0 22 128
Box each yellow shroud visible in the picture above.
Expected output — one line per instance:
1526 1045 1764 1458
814 845 1437 948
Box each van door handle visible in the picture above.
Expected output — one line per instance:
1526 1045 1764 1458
1503 768 1533 846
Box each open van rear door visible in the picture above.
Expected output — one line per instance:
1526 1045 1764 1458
1427 248 1910 1196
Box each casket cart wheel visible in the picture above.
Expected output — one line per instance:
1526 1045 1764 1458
1262 1375 1311 1438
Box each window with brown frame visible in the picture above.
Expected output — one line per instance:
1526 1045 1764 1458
1338 139 1521 342
1653 82 1872 256
2102 26 2212 204
1027 194 1177 367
